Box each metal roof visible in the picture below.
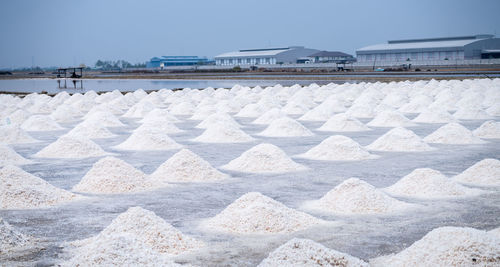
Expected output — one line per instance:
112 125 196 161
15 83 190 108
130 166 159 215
215 48 290 58
308 51 352 57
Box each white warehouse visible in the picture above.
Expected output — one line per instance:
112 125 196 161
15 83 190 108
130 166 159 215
215 46 319 66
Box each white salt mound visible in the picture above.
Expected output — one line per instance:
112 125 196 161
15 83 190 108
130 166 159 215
454 158 500 186
64 207 202 266
384 168 482 198
490 227 500 239
423 122 486 144
253 108 287 125
20 115 64 131
196 113 241 129
258 117 314 137
300 135 378 161
0 124 38 144
134 121 183 134
370 226 500 267
34 136 109 158
65 121 115 139
0 165 77 209
473 120 500 139
453 107 492 120
222 143 307 173
318 113 371 132
367 110 416 127
72 157 151 194
203 192 323 234
0 145 31 167
149 149 228 183
114 130 182 151
0 217 34 254
412 109 456 123
258 238 369 267
83 111 125 127
193 123 254 143
306 178 411 214
366 127 434 152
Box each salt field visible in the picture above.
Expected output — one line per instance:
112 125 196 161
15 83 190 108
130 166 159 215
0 78 500 266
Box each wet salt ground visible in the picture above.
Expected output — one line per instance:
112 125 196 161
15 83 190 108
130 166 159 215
2 115 500 266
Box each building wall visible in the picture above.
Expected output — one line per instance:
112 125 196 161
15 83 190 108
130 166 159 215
216 57 277 66
464 38 500 59
275 48 319 64
357 50 465 62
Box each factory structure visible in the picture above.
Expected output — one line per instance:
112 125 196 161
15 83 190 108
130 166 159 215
214 46 321 66
146 56 213 69
356 34 500 62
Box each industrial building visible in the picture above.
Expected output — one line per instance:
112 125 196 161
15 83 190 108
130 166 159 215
306 51 355 63
215 46 319 66
146 56 213 68
356 34 500 62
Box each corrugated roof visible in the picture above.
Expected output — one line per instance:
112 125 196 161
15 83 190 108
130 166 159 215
357 39 483 52
215 48 290 58
309 51 352 57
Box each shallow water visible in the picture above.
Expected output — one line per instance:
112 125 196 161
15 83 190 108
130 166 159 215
1 114 499 266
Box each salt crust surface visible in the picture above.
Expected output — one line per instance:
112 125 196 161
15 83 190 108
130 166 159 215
72 157 151 194
454 158 500 186
114 129 182 151
472 120 500 139
258 238 369 267
367 110 416 127
34 135 109 158
202 192 323 234
317 113 371 132
423 122 486 144
193 123 254 143
222 143 307 173
366 127 434 152
63 207 202 266
258 117 314 137
21 115 64 131
384 168 482 198
0 165 77 209
149 149 228 183
300 135 378 161
305 178 412 214
0 144 31 167
65 121 116 139
0 217 34 254
370 226 500 267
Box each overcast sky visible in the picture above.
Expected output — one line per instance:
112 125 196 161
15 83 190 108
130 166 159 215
1 0 499 68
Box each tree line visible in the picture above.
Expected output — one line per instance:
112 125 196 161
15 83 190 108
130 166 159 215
94 60 146 69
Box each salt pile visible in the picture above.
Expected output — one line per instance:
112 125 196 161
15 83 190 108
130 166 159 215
50 104 83 123
34 135 109 158
235 103 267 117
258 117 314 137
367 110 416 127
384 168 482 198
0 145 31 167
258 238 368 267
366 127 434 152
122 100 156 118
472 120 500 139
149 149 228 183
317 113 371 132
222 143 307 173
1 109 32 125
139 108 180 124
305 178 412 214
134 121 183 134
300 135 378 161
114 129 182 151
83 111 125 127
423 122 486 144
20 115 64 131
298 102 339 121
65 121 116 139
454 158 500 186
0 124 38 144
0 217 33 254
412 109 456 123
64 207 203 266
193 123 254 143
72 157 150 194
0 165 77 209
370 226 500 267
453 106 492 120
202 192 322 234
196 112 241 129
168 101 196 116
252 108 287 125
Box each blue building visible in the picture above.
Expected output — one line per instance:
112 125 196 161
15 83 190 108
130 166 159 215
146 56 214 68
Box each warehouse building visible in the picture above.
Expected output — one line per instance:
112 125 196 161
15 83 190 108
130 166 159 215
306 51 355 63
215 46 319 66
147 56 213 68
356 34 500 62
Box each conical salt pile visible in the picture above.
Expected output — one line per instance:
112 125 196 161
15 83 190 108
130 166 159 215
123 100 155 118
63 207 203 266
202 192 323 234
139 108 179 124
258 117 313 137
366 127 434 152
83 111 125 127
72 157 151 194
65 121 116 139
300 135 378 161
149 149 228 183
222 143 307 173
0 145 31 167
0 124 38 144
370 227 500 267
0 165 78 209
252 108 287 125
21 115 64 131
193 123 254 143
50 104 83 123
305 178 412 214
412 109 456 123
473 120 500 139
454 158 500 186
423 122 486 144
453 107 491 120
196 113 241 129
0 217 34 254
258 238 369 267
384 168 482 198
113 129 182 151
318 113 371 132
34 135 109 158
235 103 267 118
367 110 416 127
298 102 339 121
134 122 183 134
